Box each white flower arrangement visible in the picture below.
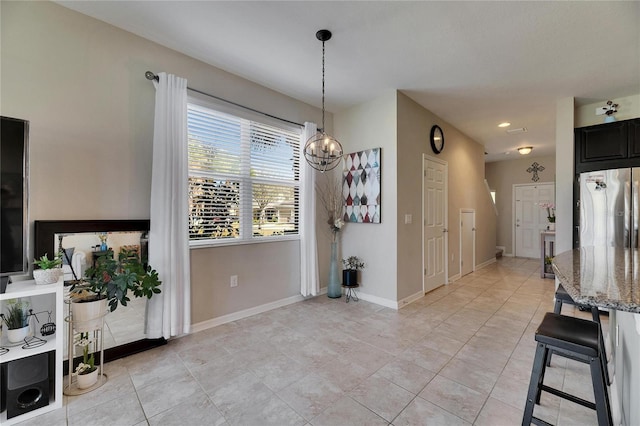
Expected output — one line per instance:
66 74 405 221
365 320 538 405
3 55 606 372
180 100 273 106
73 332 97 375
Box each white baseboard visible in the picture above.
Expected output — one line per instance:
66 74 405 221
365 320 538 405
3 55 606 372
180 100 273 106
504 252 514 257
356 290 399 310
397 290 425 310
476 257 496 270
448 273 461 283
190 293 304 334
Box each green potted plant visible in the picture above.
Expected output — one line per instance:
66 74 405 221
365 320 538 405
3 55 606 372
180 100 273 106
341 256 365 286
0 298 30 343
70 248 161 331
33 253 62 285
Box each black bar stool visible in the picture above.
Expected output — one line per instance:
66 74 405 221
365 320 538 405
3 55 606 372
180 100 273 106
522 312 612 426
548 285 610 385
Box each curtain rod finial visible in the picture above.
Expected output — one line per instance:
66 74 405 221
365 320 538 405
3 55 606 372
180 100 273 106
145 71 158 81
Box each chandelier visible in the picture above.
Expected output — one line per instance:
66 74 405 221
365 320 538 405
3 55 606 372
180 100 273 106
304 29 344 172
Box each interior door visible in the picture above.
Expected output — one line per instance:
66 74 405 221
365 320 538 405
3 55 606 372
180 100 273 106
514 183 554 258
460 210 475 277
423 156 447 293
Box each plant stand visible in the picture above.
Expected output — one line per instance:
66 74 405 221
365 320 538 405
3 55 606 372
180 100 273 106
63 300 107 395
341 283 359 303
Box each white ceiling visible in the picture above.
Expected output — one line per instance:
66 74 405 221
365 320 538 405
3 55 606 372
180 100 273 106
56 1 640 162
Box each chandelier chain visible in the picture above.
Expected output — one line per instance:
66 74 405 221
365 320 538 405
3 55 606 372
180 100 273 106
322 40 325 132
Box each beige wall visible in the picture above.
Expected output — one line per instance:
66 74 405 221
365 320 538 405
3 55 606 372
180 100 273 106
1 1 325 323
334 91 495 305
396 93 495 293
333 91 398 302
485 155 556 255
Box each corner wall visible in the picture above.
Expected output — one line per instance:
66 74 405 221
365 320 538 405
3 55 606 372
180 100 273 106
333 91 398 303
485 155 556 256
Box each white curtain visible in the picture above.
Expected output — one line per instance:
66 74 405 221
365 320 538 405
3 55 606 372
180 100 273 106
300 122 320 296
146 72 191 338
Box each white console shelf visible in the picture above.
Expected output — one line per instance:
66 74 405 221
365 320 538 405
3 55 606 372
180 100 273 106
0 279 64 425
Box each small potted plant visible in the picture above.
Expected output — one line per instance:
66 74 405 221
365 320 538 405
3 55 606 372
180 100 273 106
341 256 365 286
0 298 30 343
70 248 161 331
33 253 62 285
74 331 98 389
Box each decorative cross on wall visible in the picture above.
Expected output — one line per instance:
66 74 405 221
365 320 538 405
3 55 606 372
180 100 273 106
527 162 545 182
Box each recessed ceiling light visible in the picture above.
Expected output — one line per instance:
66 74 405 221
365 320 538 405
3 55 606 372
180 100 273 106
518 146 533 155
498 122 511 128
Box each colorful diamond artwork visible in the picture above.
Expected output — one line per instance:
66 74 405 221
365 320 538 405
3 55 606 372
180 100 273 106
342 148 381 223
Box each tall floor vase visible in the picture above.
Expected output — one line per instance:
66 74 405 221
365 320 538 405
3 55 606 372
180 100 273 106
327 241 342 298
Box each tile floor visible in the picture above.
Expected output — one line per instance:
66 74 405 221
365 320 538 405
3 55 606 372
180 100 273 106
18 257 606 426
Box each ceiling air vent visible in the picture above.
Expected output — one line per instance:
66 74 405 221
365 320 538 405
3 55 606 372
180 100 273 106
506 127 527 134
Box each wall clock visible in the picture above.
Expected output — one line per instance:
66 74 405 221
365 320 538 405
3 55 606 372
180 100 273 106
430 125 445 154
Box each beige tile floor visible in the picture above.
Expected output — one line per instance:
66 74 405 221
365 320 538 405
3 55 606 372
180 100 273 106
18 257 607 426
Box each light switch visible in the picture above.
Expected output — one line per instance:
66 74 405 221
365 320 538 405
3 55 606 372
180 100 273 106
404 214 412 224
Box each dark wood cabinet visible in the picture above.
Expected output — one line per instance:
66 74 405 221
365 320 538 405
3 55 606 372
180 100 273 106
575 118 640 173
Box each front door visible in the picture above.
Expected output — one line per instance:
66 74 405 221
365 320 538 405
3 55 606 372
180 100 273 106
423 156 447 293
514 183 554 258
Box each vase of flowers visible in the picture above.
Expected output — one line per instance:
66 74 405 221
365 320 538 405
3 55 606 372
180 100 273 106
74 331 99 389
540 202 555 229
342 256 365 286
317 174 345 298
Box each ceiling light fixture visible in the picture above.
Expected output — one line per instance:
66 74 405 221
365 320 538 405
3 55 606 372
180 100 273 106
498 122 511 128
304 29 343 172
506 127 528 134
518 146 533 155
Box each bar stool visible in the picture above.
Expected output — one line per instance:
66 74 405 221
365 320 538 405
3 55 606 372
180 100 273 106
547 285 610 385
522 312 612 426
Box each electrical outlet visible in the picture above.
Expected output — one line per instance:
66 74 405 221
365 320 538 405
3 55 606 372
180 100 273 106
230 275 238 287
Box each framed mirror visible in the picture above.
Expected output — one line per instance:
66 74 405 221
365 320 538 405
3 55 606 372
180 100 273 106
34 220 166 362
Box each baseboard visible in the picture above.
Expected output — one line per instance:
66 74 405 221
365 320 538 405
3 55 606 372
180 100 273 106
504 252 514 257
356 290 399 310
397 290 425 310
190 293 305 334
448 273 461 283
476 257 496 270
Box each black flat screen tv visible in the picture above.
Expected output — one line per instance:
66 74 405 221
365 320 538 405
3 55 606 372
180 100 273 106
1 116 29 287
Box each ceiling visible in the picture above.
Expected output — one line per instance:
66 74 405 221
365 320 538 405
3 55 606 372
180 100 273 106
56 1 640 162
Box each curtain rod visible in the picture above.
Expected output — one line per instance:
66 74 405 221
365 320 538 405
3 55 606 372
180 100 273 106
145 71 305 128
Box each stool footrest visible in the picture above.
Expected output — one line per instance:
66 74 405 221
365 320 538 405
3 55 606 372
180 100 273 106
531 417 554 426
539 385 596 410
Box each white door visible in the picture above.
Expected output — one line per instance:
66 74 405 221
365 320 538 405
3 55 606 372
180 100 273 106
514 183 554 258
423 156 447 293
460 209 475 276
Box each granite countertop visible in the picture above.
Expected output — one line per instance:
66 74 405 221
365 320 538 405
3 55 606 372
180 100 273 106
552 247 640 314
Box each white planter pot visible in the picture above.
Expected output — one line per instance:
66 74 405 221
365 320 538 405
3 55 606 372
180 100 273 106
33 268 62 285
6 325 30 343
76 368 99 389
71 298 107 332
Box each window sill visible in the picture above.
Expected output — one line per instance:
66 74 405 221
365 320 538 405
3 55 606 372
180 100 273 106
189 234 300 250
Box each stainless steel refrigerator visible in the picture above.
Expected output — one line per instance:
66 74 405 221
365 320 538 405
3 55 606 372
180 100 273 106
579 168 640 248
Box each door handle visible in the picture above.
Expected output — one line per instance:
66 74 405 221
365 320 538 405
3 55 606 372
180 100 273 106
443 228 448 233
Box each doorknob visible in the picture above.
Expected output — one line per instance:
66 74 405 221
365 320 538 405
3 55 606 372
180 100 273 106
443 228 448 233
516 224 520 227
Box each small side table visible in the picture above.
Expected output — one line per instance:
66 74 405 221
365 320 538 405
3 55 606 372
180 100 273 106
342 284 359 303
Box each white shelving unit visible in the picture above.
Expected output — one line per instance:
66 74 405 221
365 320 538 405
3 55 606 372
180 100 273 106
0 279 64 425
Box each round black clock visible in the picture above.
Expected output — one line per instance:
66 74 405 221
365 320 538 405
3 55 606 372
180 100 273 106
430 125 445 154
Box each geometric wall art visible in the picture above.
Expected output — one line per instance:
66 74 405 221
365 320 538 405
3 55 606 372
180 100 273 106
342 147 381 223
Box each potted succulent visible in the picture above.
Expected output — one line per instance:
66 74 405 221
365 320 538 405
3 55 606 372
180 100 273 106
341 256 365 286
70 248 161 331
1 298 30 343
33 253 63 285
74 331 99 389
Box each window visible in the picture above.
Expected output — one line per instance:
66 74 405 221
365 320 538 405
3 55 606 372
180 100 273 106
187 101 301 245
